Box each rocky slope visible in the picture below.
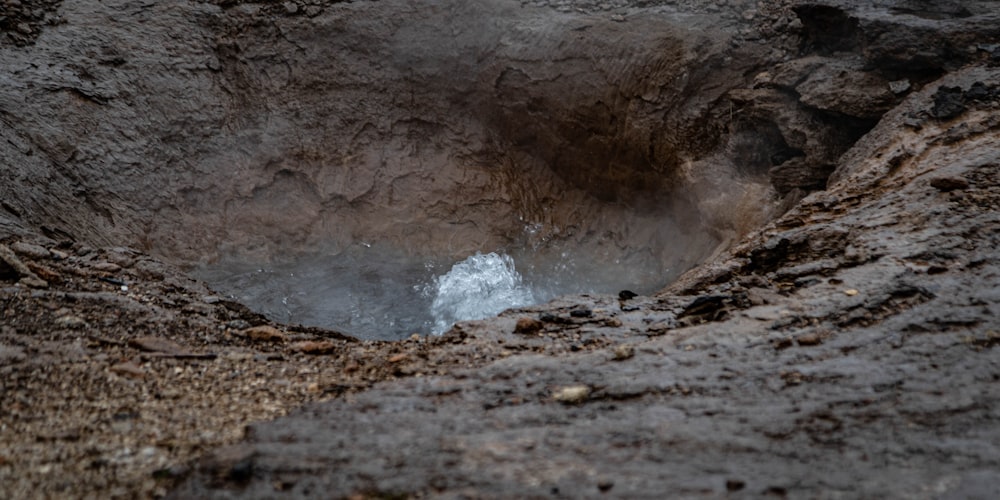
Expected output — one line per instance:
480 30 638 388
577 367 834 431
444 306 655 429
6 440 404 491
1 0 999 498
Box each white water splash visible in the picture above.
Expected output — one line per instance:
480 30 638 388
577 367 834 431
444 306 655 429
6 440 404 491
427 252 535 334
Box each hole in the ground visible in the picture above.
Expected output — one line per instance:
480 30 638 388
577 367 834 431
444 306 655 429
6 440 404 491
190 151 726 340
3 1 793 341
167 5 782 340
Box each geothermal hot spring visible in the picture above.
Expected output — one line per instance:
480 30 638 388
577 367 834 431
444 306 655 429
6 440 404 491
192 215 721 340
160 2 781 341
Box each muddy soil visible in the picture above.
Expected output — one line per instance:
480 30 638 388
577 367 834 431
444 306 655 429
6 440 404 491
1 0 999 498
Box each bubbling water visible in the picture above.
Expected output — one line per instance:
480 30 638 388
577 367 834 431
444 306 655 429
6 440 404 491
425 252 535 334
193 216 706 340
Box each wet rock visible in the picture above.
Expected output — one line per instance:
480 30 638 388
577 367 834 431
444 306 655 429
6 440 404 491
795 61 895 119
514 317 543 334
931 86 966 119
569 308 593 318
679 295 731 320
239 326 286 342
795 332 824 346
930 176 970 192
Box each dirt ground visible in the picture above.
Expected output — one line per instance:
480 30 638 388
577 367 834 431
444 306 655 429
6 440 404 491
2 0 1000 498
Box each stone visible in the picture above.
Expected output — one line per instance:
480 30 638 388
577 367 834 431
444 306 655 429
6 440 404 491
889 79 911 95
931 86 966 119
930 176 970 192
128 336 190 355
240 326 287 342
553 385 590 404
92 262 122 273
597 478 614 492
110 362 145 379
54 315 87 329
612 344 635 361
0 244 44 286
795 333 824 346
291 341 336 355
9 242 50 259
514 317 543 334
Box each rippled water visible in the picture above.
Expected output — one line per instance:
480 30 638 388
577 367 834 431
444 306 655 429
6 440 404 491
194 228 690 340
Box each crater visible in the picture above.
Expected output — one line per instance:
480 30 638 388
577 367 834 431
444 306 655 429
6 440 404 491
2 0 809 339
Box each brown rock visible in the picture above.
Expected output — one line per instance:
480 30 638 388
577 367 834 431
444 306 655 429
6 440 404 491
292 341 337 355
110 361 145 379
795 333 824 346
930 176 970 192
0 244 46 287
54 315 86 329
93 262 122 273
10 242 51 259
388 353 409 363
26 262 60 283
612 344 635 361
128 336 189 355
514 317 543 335
240 325 287 342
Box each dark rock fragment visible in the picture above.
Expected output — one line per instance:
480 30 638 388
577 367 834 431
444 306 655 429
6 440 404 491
931 86 966 119
930 176 969 192
679 295 730 321
966 81 991 101
514 317 542 334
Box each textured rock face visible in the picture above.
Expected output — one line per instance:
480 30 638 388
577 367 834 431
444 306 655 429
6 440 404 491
0 0 762 277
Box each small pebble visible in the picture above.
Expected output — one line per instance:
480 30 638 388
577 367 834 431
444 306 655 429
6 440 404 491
612 344 634 361
240 325 286 342
55 315 86 329
292 340 337 355
514 317 543 334
930 176 969 192
795 333 823 346
553 385 590 404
